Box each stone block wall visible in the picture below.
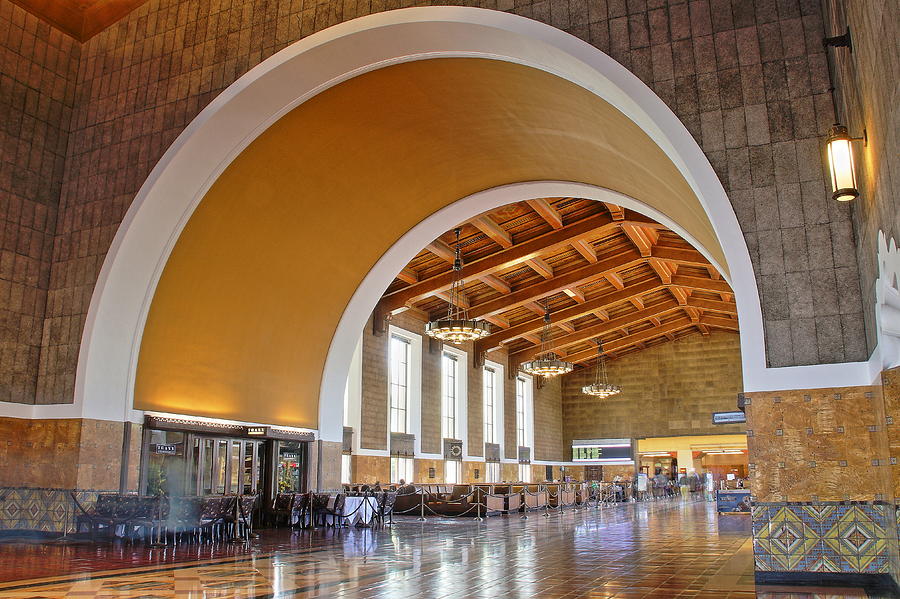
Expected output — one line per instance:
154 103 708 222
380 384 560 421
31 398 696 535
562 332 744 444
822 1 900 355
0 0 873 413
534 376 564 461
0 2 79 405
358 310 567 470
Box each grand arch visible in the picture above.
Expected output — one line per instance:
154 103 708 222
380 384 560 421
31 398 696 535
59 7 873 441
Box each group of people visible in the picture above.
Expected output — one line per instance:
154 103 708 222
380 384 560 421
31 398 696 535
595 469 707 503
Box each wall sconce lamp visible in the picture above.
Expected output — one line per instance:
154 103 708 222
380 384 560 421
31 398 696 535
822 26 865 202
825 124 865 202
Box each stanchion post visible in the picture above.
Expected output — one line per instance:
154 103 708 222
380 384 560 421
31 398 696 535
417 492 426 522
543 486 550 517
474 491 483 523
229 497 245 544
149 494 165 548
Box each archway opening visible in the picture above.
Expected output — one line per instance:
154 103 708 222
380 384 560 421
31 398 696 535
132 57 741 435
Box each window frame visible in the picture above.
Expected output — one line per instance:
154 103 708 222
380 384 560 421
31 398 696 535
442 351 459 439
445 459 461 484
483 366 496 444
390 456 414 484
389 334 412 434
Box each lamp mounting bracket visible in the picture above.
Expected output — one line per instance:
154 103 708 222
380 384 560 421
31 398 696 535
823 26 852 53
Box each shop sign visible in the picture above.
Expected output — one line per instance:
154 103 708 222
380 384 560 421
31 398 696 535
281 453 299 460
716 490 751 513
247 426 268 436
712 411 746 425
151 443 178 455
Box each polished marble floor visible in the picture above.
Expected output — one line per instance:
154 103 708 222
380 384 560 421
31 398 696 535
0 498 884 598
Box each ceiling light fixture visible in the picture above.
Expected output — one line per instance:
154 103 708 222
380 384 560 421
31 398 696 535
582 339 621 398
424 227 490 344
521 304 574 378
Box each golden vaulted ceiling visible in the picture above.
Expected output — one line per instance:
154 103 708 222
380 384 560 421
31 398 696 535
134 58 733 428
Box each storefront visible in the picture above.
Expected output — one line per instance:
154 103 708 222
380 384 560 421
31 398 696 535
140 415 314 505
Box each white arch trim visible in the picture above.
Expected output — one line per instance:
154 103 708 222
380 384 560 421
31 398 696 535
1 7 876 435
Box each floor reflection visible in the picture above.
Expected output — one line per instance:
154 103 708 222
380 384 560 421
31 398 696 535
0 498 890 598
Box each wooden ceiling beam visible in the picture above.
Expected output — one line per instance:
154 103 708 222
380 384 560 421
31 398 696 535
426 239 456 262
629 297 645 310
471 216 512 248
434 290 469 308
686 297 737 314
571 239 597 263
509 300 682 364
703 314 740 331
670 274 731 293
648 259 675 284
523 301 546 317
427 239 513 296
382 212 619 311
526 199 564 229
476 278 664 351
564 317 695 362
480 274 511 295
604 272 625 290
652 246 712 265
482 315 510 329
669 286 690 305
621 224 658 257
563 287 586 303
567 314 737 364
397 267 418 285
557 322 576 333
525 257 554 279
467 250 643 320
604 203 625 221
382 212 691 313
474 272 734 352
521 333 543 346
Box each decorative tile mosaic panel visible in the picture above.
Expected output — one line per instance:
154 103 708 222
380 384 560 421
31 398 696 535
752 502 897 575
0 487 113 534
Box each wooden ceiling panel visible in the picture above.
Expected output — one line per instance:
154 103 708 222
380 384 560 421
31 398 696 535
378 198 737 369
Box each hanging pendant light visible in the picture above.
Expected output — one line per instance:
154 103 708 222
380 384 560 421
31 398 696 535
520 304 574 378
582 340 621 398
425 227 490 344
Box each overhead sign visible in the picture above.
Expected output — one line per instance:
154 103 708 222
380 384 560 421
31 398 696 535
571 439 633 462
712 411 746 425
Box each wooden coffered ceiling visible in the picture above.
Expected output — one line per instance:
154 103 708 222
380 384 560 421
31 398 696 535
376 198 739 369
10 0 149 41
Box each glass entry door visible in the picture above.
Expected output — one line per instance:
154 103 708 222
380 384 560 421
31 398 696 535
189 436 265 495
275 441 306 493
